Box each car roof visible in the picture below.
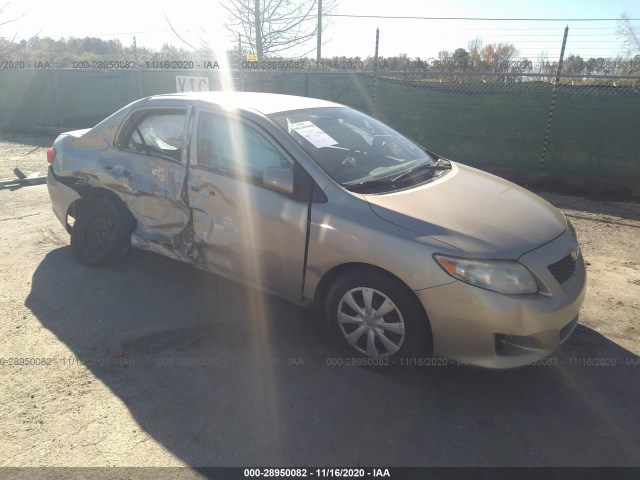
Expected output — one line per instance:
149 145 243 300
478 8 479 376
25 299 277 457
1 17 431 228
146 91 344 115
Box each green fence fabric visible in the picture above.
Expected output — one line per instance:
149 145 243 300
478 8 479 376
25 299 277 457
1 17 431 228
1 69 638 181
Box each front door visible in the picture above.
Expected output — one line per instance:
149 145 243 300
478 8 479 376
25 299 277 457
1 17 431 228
187 109 310 301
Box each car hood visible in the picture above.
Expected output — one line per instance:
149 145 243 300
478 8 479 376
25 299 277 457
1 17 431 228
363 162 566 259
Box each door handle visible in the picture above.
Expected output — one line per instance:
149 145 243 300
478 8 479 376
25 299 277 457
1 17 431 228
191 184 215 196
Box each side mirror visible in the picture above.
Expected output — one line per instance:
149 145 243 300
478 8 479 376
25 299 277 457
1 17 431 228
263 167 294 195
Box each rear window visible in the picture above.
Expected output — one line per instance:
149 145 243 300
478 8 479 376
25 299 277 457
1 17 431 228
120 110 187 162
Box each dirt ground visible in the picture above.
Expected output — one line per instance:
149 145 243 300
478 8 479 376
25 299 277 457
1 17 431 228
0 134 639 468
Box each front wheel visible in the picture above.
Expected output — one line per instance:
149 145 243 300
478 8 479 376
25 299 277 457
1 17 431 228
70 195 135 265
324 270 431 363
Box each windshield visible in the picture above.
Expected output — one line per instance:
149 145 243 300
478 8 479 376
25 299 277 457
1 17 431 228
270 107 436 189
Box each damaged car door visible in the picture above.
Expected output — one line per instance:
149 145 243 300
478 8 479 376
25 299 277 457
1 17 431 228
187 109 310 301
112 106 193 254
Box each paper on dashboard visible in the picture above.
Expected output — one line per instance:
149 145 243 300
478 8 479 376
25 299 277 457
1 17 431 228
289 121 338 148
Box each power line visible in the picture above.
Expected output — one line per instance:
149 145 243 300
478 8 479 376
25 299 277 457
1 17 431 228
441 34 620 37
90 29 172 36
414 27 619 31
326 14 638 21
460 27 619 30
19 29 173 38
505 40 622 43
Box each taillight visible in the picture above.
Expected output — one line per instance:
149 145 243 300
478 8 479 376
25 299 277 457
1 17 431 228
46 147 56 164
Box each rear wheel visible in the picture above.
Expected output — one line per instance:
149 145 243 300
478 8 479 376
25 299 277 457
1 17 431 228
70 195 135 265
324 269 431 365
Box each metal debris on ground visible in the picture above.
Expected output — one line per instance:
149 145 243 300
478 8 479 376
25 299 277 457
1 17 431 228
0 168 46 189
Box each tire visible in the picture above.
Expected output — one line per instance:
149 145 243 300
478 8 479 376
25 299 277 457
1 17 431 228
70 194 135 265
324 269 431 365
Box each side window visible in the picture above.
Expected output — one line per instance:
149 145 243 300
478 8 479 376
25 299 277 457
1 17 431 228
197 112 290 178
122 111 186 162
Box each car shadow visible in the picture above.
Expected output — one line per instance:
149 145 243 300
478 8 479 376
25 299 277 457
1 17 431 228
25 247 640 467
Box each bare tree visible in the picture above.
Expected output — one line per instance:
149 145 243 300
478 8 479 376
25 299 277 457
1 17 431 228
0 2 25 56
617 13 640 56
163 11 202 52
535 51 549 73
467 37 520 77
221 0 334 61
480 43 519 72
0 2 23 28
467 37 483 69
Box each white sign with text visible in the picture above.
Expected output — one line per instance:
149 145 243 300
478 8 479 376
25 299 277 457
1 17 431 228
176 76 209 93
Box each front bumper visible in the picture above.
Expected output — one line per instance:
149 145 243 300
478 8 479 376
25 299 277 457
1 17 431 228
417 228 587 369
47 167 80 233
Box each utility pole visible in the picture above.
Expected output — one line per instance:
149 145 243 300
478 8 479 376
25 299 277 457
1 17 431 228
316 0 322 67
372 28 379 117
254 0 263 61
238 33 244 91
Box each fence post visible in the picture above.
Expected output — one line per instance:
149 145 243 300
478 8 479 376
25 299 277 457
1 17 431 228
372 27 380 118
539 25 569 170
304 73 309 97
51 68 63 128
133 36 143 98
136 69 143 98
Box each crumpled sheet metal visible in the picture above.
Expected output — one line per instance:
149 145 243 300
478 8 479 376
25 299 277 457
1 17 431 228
53 122 194 260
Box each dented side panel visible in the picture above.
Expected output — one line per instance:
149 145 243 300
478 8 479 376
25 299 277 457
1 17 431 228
48 97 319 303
94 147 191 245
188 167 309 300
46 168 81 230
52 102 195 261
187 109 310 301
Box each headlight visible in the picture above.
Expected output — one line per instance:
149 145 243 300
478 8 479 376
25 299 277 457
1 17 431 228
434 255 538 295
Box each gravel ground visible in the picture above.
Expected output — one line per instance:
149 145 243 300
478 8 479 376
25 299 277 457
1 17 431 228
1 134 639 468
0 133 52 180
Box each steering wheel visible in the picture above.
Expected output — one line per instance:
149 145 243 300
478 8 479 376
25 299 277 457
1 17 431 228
372 135 391 153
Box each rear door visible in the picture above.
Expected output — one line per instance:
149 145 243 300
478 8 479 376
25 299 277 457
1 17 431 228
107 106 192 246
187 109 310 301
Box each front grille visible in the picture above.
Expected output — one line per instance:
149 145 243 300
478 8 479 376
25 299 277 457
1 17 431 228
548 254 577 284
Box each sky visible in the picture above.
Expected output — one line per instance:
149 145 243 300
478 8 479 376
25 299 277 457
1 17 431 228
1 0 638 61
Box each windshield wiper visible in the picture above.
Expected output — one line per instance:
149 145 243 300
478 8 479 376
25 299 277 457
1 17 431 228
346 177 399 192
345 159 452 193
391 160 451 182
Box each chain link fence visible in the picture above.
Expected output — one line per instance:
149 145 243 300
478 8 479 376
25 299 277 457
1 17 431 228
0 67 638 182
369 71 640 180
